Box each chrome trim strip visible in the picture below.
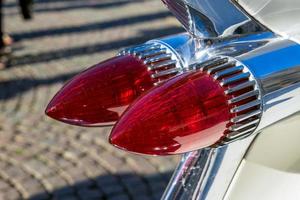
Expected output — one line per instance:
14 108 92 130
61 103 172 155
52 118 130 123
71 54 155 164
229 90 259 104
230 100 261 113
144 53 172 64
151 68 179 79
231 110 261 123
149 60 177 70
225 81 256 95
139 48 167 59
213 66 244 80
162 136 255 200
223 129 255 142
206 61 236 74
197 57 228 71
220 72 251 86
229 119 260 132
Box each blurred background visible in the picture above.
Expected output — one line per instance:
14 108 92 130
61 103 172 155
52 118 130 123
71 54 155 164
0 0 184 199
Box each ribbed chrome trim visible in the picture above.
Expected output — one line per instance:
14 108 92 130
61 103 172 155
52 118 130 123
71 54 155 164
119 43 183 85
195 57 262 146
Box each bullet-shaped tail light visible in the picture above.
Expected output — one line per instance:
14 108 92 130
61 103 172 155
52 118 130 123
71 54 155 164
46 43 183 126
110 57 262 155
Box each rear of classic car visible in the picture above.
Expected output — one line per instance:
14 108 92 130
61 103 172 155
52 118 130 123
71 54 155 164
46 0 300 199
159 0 300 199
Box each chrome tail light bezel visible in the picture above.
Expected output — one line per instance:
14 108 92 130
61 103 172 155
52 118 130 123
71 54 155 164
192 57 262 146
119 42 184 85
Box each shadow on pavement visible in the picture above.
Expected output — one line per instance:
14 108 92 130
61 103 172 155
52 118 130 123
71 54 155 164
0 1 179 200
12 11 172 41
5 0 148 11
8 26 183 67
1 26 182 100
0 71 80 101
32 0 150 14
28 172 173 200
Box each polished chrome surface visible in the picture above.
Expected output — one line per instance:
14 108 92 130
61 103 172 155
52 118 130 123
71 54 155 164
162 0 266 38
162 136 255 200
234 39 300 131
151 32 276 70
119 42 184 84
152 32 300 200
149 33 195 69
119 32 300 199
148 31 300 141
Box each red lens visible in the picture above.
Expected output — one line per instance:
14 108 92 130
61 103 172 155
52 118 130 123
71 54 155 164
46 55 154 126
110 71 232 155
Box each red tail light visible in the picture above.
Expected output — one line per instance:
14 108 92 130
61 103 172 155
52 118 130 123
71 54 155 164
110 58 261 155
46 55 154 126
46 43 182 127
110 71 231 155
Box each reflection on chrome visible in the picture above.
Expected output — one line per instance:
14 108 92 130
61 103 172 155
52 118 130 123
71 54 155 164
154 24 300 200
142 0 300 196
162 136 255 200
150 31 300 137
163 0 266 38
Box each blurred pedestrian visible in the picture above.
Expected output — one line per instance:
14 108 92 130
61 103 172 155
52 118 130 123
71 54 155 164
0 0 33 69
19 0 33 20
0 0 13 69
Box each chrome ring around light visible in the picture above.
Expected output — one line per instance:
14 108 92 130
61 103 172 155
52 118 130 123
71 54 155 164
119 43 184 85
193 56 262 146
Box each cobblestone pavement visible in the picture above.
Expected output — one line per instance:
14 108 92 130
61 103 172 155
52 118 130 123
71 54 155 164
0 0 183 199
